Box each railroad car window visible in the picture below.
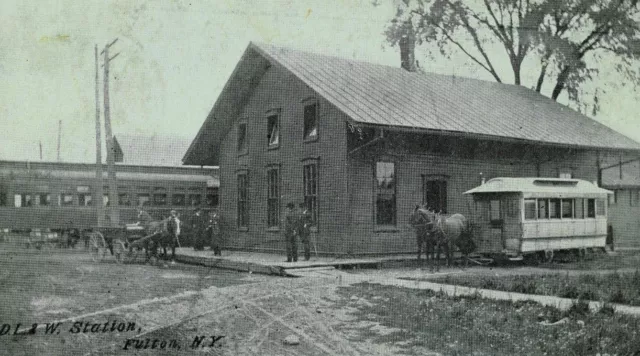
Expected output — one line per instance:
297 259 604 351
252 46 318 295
14 194 23 207
561 199 573 218
153 190 167 206
137 194 150 207
303 102 319 141
596 199 606 216
60 194 74 206
630 190 640 207
35 194 51 206
524 199 536 220
237 173 249 228
537 199 548 219
575 199 585 219
549 199 561 219
118 193 131 206
375 162 396 226
587 199 596 218
206 188 218 207
0 192 5 206
266 168 280 228
78 194 92 206
266 112 280 148
188 194 202 207
303 162 319 226
172 194 186 206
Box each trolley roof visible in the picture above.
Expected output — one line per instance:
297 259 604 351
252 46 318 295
463 178 612 198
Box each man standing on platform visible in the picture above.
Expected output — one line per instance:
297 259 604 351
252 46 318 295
192 207 206 251
208 209 223 256
298 202 313 261
282 202 298 262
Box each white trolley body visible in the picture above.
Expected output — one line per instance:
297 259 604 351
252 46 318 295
464 178 612 259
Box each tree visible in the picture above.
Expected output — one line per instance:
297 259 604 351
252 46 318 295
385 0 640 111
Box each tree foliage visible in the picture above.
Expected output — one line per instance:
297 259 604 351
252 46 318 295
385 0 640 112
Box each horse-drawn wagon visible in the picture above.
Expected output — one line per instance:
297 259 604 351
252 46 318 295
88 210 179 264
464 177 612 263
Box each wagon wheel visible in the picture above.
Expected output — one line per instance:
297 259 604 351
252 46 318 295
89 232 108 262
112 239 128 264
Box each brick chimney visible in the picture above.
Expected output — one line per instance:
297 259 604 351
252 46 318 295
399 22 416 72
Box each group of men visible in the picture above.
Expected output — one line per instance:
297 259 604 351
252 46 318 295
283 202 313 262
190 207 223 255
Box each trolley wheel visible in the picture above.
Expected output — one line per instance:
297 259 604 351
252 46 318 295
112 239 127 264
89 232 107 262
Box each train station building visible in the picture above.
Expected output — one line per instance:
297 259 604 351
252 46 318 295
183 42 640 255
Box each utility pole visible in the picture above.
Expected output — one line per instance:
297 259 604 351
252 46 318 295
95 45 105 227
57 120 62 162
103 39 120 226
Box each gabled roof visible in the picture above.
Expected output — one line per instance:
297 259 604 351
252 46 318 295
114 134 199 167
464 177 612 197
183 42 640 165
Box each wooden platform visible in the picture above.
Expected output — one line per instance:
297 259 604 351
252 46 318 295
174 248 418 276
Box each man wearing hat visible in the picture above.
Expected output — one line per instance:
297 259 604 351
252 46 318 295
207 209 223 256
282 202 298 262
191 207 206 251
298 202 313 261
166 210 181 264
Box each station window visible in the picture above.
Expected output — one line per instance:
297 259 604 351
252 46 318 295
103 195 109 207
630 190 640 207
60 194 74 206
608 190 617 205
596 199 606 216
266 111 280 148
303 101 319 141
537 199 548 219
78 194 92 206
524 199 536 220
14 194 31 208
561 199 573 218
237 122 248 154
266 168 280 228
586 199 596 218
303 162 319 226
172 194 186 206
575 199 585 219
35 194 51 206
237 173 249 228
423 178 447 214
375 162 396 226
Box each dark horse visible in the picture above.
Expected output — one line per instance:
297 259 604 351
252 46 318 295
137 210 180 265
409 206 435 262
410 207 475 271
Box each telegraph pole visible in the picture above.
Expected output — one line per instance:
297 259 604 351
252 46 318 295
102 39 120 226
57 120 62 162
95 45 105 227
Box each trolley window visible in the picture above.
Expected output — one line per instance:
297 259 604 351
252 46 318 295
586 199 596 218
489 200 501 221
188 194 202 207
561 199 573 218
35 194 51 206
78 194 92 206
118 193 131 206
137 194 150 207
537 199 548 219
549 199 560 219
596 199 606 216
575 198 585 219
524 199 536 220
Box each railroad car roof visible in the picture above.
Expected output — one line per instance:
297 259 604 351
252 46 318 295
184 42 640 165
0 168 219 185
464 177 612 196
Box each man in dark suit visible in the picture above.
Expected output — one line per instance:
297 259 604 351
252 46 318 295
298 202 313 261
282 202 298 262
192 207 206 251
207 210 223 256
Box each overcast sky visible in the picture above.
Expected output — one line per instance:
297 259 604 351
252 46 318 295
1 0 639 163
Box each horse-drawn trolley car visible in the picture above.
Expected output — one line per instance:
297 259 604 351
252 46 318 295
464 178 612 262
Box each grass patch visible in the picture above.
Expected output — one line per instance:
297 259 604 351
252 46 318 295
433 270 640 306
336 283 640 356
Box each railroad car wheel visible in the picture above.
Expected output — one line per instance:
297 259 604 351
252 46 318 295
112 239 127 264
